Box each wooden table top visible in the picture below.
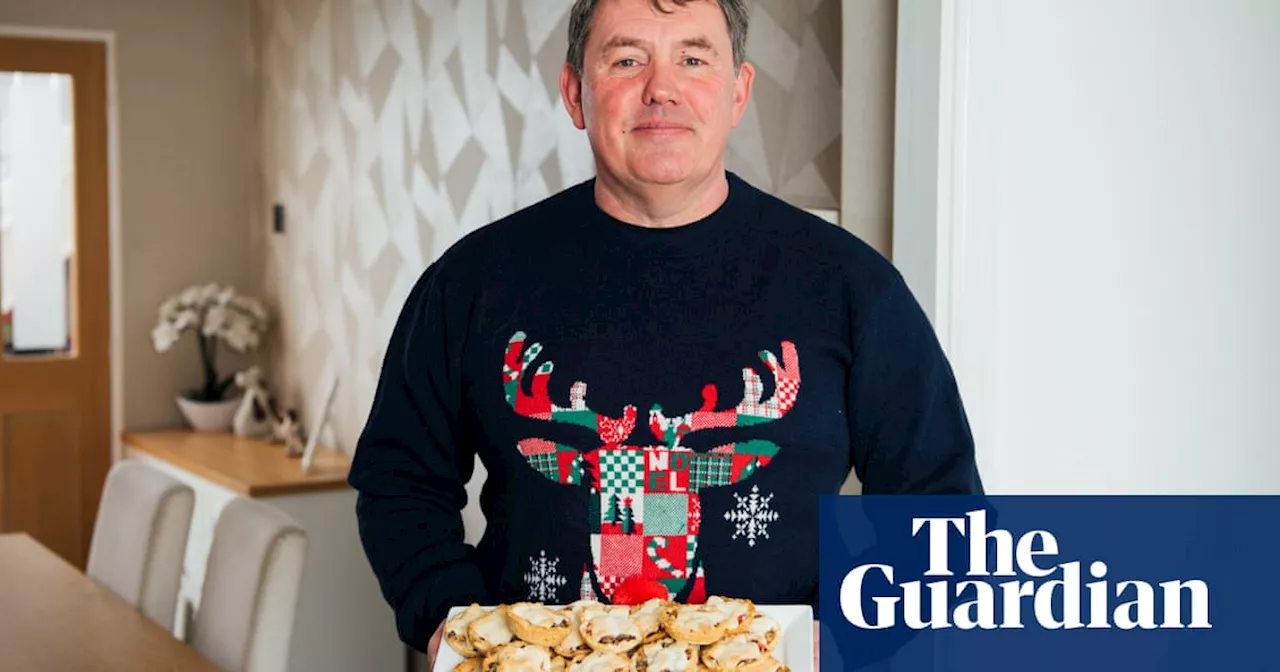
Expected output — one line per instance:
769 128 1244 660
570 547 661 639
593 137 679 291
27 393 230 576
122 429 352 498
0 533 222 671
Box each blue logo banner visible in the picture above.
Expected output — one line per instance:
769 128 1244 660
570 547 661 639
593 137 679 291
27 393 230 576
818 495 1279 671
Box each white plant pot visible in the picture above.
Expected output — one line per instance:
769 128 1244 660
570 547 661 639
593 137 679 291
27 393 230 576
176 394 243 433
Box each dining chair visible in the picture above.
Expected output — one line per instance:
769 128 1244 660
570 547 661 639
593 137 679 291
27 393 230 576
190 497 308 672
85 459 196 631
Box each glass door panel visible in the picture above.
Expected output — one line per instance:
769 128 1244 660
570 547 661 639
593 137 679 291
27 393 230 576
0 71 76 356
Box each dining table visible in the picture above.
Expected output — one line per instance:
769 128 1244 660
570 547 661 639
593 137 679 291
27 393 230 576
0 532 222 670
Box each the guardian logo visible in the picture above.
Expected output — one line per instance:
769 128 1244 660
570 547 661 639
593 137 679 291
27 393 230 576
840 509 1212 631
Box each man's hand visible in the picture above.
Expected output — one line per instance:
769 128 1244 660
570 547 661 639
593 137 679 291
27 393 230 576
426 620 445 670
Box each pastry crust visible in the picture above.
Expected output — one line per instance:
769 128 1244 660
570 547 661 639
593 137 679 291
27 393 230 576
575 602 611 622
452 658 483 672
507 602 573 647
744 612 782 655
553 606 593 659
566 599 601 612
699 632 768 671
579 605 643 654
723 656 792 672
445 603 488 658
480 641 554 672
630 636 699 672
749 658 792 672
659 604 729 645
468 605 516 655
704 596 756 635
630 598 669 641
564 650 630 672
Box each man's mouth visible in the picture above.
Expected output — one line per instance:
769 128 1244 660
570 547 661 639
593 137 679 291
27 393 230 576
632 122 691 133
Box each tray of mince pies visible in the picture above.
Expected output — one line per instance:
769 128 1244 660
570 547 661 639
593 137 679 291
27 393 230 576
433 595 813 672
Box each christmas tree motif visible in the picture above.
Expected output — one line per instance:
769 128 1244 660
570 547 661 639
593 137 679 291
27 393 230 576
606 493 622 525
621 497 636 535
576 455 595 489
588 487 601 534
564 454 581 485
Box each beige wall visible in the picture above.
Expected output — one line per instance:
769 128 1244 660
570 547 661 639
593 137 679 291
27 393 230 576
1 0 258 434
843 0 897 257
254 0 898 457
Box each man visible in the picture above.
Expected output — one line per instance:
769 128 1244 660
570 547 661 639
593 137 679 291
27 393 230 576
348 0 983 666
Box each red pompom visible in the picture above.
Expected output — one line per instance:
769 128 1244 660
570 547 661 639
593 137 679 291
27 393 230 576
611 576 670 605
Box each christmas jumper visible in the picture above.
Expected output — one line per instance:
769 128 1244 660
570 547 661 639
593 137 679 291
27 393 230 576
347 171 984 653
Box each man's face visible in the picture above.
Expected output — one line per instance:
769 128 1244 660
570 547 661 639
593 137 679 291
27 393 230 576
561 0 754 189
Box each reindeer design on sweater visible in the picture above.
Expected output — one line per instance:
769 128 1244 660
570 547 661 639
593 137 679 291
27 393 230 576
502 332 800 603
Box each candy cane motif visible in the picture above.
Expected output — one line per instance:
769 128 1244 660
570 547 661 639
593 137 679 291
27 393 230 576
647 538 683 578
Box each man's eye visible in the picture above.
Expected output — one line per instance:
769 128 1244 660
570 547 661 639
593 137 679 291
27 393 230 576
683 57 705 66
616 58 638 68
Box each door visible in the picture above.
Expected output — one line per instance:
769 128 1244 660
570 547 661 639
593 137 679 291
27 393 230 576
0 35 111 569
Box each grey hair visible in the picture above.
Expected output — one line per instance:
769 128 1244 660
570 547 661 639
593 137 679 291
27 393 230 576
566 0 750 77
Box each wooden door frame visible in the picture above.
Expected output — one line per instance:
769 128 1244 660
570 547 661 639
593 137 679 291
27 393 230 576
0 25 124 466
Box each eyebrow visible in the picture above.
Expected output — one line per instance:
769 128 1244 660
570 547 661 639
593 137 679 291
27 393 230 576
600 35 719 54
601 36 645 51
677 37 716 52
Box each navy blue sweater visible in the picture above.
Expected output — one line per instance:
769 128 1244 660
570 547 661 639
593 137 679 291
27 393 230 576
348 172 983 652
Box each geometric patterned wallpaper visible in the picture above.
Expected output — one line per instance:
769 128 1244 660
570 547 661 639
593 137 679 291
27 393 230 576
251 0 843 455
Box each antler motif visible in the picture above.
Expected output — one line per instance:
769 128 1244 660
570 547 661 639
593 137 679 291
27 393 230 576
648 342 800 447
503 331 638 443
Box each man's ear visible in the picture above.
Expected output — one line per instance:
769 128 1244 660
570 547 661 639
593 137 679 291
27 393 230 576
731 61 755 127
560 62 586 130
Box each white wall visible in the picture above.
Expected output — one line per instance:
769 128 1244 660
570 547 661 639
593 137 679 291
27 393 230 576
896 0 1280 494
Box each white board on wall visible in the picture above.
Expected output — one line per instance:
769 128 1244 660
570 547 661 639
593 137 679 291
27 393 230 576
893 0 1280 495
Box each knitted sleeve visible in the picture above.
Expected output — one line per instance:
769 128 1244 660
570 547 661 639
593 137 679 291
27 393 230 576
348 263 489 652
846 273 985 495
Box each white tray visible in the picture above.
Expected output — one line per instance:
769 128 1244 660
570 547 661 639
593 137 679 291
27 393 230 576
432 603 813 672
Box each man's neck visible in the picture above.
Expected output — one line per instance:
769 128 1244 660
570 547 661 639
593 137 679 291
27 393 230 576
593 169 729 229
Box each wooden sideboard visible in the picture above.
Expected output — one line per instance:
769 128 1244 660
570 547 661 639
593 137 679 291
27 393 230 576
122 430 405 672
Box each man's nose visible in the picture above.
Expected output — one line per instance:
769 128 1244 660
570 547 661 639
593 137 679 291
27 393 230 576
642 62 680 105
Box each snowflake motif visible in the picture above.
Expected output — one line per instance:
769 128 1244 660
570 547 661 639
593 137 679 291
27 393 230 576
690 496 702 535
525 550 567 601
723 485 778 547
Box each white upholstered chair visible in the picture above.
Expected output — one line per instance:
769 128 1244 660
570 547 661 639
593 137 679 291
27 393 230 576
190 496 308 672
86 459 196 631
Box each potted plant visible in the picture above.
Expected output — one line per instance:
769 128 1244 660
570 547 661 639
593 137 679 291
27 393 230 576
152 283 270 432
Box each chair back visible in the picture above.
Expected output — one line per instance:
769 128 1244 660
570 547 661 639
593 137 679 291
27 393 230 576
191 497 308 672
86 459 195 631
